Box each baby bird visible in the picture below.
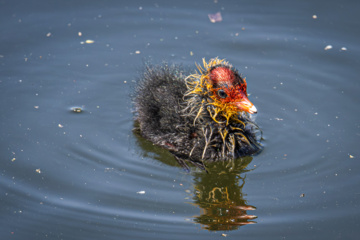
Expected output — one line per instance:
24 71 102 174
134 58 262 170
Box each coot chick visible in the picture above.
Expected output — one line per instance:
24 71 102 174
134 58 262 170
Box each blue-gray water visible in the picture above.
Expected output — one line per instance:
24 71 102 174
1 0 360 239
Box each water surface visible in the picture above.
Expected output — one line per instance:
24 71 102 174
1 0 360 239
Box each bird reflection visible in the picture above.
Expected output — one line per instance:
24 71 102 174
133 132 257 231
190 159 256 231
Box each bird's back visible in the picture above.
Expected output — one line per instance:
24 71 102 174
135 64 188 145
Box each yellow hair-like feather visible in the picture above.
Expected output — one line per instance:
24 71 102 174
185 58 245 126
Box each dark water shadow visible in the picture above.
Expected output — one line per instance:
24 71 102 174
134 131 257 231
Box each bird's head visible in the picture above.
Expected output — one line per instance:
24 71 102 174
185 58 257 124
207 64 257 114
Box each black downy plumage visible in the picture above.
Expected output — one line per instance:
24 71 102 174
134 58 262 170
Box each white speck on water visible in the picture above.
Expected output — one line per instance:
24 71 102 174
324 45 333 50
85 39 94 44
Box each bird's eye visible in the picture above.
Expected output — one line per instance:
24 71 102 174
217 89 227 98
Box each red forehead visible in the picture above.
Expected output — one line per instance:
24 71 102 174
209 67 236 86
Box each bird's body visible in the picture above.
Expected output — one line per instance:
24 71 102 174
134 58 262 170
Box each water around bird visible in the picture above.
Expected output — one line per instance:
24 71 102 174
1 0 360 239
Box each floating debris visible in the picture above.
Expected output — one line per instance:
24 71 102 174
36 169 41 174
46 32 52 37
221 233 227 237
349 155 354 158
324 45 333 50
34 106 39 109
340 47 347 51
312 15 318 19
78 32 82 37
300 193 305 198
71 107 82 113
208 12 222 23
85 39 95 44
136 190 146 194
58 124 64 128
135 50 141 54
11 158 16 162
104 167 115 172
